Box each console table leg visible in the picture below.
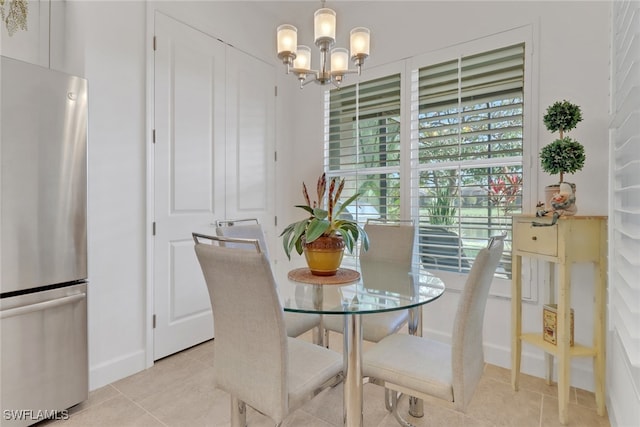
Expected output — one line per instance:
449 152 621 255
557 262 571 425
594 259 606 416
511 254 522 391
546 263 556 385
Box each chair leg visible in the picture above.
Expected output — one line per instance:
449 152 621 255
313 324 324 347
230 397 246 427
408 395 424 418
385 388 393 412
389 391 417 427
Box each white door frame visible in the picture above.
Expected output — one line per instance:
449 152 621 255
144 2 156 369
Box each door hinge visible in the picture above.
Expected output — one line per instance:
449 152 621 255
274 151 277 162
275 85 278 96
152 222 156 236
152 314 156 329
153 36 157 51
275 216 278 227
152 129 156 144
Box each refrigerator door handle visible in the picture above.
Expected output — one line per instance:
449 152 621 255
0 293 85 319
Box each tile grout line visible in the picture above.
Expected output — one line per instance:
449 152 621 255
106 382 168 426
127 396 171 427
110 381 171 427
538 392 544 427
65 384 124 420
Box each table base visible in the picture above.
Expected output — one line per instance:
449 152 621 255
343 313 363 427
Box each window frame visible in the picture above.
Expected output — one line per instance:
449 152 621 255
325 25 539 300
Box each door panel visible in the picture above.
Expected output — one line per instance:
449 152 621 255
153 12 225 359
225 47 275 238
170 240 211 318
172 45 218 212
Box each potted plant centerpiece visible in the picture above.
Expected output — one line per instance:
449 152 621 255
281 173 369 276
540 100 585 214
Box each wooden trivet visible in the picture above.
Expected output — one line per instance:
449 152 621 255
287 268 360 285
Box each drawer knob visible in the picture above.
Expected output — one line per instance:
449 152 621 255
532 236 537 241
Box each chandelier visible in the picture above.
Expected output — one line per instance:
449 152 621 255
276 2 370 88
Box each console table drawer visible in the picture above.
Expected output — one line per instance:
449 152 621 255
513 220 557 256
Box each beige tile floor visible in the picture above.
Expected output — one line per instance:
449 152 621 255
42 332 610 427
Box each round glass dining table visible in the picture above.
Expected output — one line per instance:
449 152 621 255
277 260 445 427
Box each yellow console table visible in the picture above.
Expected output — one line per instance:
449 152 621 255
510 215 607 425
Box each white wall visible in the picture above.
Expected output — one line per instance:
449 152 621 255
2 0 615 398
59 1 148 389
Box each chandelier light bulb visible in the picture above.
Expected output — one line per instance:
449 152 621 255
331 48 349 74
276 24 298 62
314 8 336 46
350 27 370 58
293 46 312 71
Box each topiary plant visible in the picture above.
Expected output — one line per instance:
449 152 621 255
543 100 582 138
540 137 585 183
540 100 585 182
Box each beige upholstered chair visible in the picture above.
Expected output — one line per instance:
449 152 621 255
215 219 322 342
323 220 416 346
192 234 343 427
362 235 505 426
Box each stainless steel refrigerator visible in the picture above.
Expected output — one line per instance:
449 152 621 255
0 56 88 426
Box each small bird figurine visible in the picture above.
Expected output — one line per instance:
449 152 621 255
550 182 577 216
535 201 548 217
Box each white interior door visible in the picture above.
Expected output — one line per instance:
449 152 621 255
225 47 276 242
153 12 226 359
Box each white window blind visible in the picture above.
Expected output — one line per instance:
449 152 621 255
326 73 402 223
412 43 524 276
610 0 640 367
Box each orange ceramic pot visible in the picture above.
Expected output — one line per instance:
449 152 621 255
303 235 345 276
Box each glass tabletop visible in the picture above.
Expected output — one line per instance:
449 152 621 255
278 260 445 315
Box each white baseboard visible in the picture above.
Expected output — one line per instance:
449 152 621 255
423 328 595 392
89 349 147 391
